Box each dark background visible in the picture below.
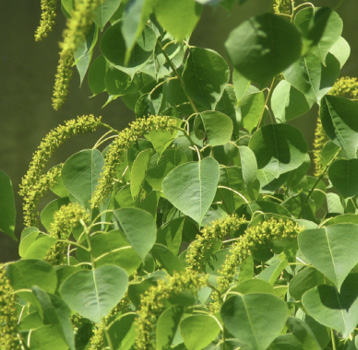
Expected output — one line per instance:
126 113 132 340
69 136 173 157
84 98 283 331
1 0 357 261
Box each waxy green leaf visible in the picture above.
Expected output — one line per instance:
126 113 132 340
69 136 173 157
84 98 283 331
60 265 128 323
329 159 358 198
299 224 358 289
162 158 220 225
225 13 301 84
221 293 288 350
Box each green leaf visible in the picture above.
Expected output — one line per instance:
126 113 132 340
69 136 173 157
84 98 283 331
182 47 229 110
162 158 220 225
113 207 157 260
153 0 202 41
225 13 301 84
289 267 325 301
77 230 142 275
298 224 358 290
249 124 308 179
328 159 358 198
108 313 137 350
130 148 154 200
0 170 16 240
230 279 274 295
294 7 343 62
122 0 153 61
302 274 358 338
321 95 358 159
151 243 185 275
105 66 132 95
156 306 184 349
271 80 312 123
62 149 104 208
199 111 233 146
221 293 288 350
145 125 179 155
6 260 57 302
73 25 98 86
19 232 56 260
233 69 251 103
283 52 340 105
88 55 107 95
32 287 75 350
329 36 351 68
180 314 220 350
239 91 265 133
30 325 69 350
60 265 128 323
101 21 156 76
93 0 122 30
157 218 184 255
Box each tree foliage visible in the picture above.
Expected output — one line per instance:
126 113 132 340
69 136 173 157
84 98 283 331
1 0 358 349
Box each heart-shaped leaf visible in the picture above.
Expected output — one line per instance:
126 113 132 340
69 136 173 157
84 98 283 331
221 293 288 350
225 13 301 84
162 158 220 225
180 314 221 350
62 149 104 208
298 224 358 290
302 274 358 338
113 208 157 261
60 265 128 323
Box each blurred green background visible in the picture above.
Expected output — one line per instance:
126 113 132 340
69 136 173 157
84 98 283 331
1 0 357 261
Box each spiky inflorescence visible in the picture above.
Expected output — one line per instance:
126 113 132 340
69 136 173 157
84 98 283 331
273 0 293 15
313 77 358 176
186 215 248 271
52 0 101 110
135 270 208 350
91 116 179 208
19 115 102 226
44 203 90 265
329 76 358 99
89 325 105 350
210 217 302 311
34 0 58 41
0 265 22 350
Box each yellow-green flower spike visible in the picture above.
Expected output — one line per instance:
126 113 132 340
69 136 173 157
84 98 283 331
186 215 248 271
210 217 302 311
19 115 102 226
34 0 58 41
0 265 22 350
91 116 178 208
312 117 327 177
135 270 208 350
52 0 101 110
89 325 105 350
44 202 89 265
329 76 358 99
273 0 293 15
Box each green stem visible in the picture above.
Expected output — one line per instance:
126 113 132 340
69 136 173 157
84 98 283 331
257 76 277 129
157 39 199 114
331 328 337 350
102 319 114 350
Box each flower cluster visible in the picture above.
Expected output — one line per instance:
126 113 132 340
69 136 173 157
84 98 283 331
44 202 89 264
52 0 101 110
273 0 293 15
34 0 58 41
312 118 327 176
91 115 179 208
89 325 105 350
211 217 302 311
0 265 22 350
329 76 358 99
135 270 207 350
19 115 101 226
186 215 248 271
